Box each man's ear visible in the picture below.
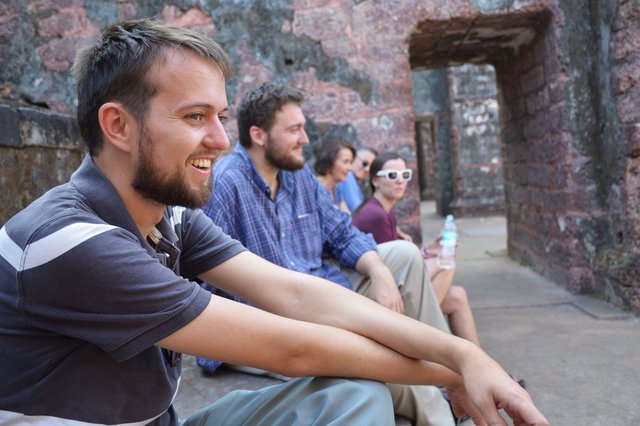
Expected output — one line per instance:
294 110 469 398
98 102 137 153
249 125 267 148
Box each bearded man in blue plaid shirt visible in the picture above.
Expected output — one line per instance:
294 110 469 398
200 83 458 426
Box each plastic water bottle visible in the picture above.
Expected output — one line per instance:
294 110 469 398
438 215 457 269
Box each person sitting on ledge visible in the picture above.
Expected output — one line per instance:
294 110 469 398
198 82 540 425
314 136 356 213
336 145 378 213
352 151 480 345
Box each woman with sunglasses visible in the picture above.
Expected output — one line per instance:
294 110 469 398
314 137 357 213
352 152 481 346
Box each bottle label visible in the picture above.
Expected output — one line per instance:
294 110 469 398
440 230 457 246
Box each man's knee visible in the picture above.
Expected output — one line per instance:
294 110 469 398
378 240 423 270
315 378 394 423
319 377 391 404
380 239 421 257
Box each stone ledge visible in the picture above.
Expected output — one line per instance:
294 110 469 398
0 104 21 148
17 106 83 150
1 102 83 150
570 295 634 320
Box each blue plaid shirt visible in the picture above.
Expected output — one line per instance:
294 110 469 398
204 144 377 289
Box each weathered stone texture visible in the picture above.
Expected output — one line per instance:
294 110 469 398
0 0 638 310
448 64 505 216
0 104 21 148
0 103 84 226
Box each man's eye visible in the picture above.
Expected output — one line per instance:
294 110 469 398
219 114 229 125
188 113 205 122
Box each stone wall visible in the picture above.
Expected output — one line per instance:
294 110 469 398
0 0 638 310
497 0 639 310
0 102 84 226
412 64 504 217
449 64 504 217
600 0 640 308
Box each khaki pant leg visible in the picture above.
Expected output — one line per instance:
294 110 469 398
345 240 450 332
337 241 454 426
387 383 455 426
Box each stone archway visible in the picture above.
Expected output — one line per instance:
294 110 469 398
408 3 635 309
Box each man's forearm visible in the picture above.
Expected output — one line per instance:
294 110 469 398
199 252 549 425
204 251 469 375
354 250 391 279
159 294 463 387
289 268 476 374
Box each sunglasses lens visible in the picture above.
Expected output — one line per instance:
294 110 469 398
402 171 411 180
362 161 369 167
387 171 398 180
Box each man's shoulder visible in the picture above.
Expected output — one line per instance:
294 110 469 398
282 165 318 187
1 185 125 271
4 183 78 233
214 148 258 188
214 150 244 176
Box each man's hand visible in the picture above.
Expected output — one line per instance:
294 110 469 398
396 226 413 243
355 251 404 313
444 383 487 426
368 275 404 313
448 348 549 426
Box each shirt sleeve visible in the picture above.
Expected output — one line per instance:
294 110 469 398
337 172 364 212
178 208 246 279
19 216 211 362
313 173 377 268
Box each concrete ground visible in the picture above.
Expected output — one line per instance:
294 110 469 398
174 201 640 425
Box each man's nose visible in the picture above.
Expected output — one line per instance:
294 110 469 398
203 118 230 150
299 128 309 145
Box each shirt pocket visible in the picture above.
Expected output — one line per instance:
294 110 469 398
289 211 322 262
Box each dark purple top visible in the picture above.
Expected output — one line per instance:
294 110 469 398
352 197 398 244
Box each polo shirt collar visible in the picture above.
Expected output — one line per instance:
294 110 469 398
70 155 146 245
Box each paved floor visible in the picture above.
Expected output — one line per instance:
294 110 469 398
174 201 640 425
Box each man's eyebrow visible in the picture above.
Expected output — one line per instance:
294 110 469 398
178 103 229 113
285 121 305 129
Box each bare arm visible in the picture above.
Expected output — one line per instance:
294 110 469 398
198 251 469 372
157 294 459 387
186 251 547 426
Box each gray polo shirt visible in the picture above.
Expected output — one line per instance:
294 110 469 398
0 156 245 425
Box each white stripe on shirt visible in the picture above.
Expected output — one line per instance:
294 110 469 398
0 410 160 426
0 226 23 271
0 223 117 272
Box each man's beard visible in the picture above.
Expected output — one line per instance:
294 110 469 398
264 134 305 171
132 130 212 209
